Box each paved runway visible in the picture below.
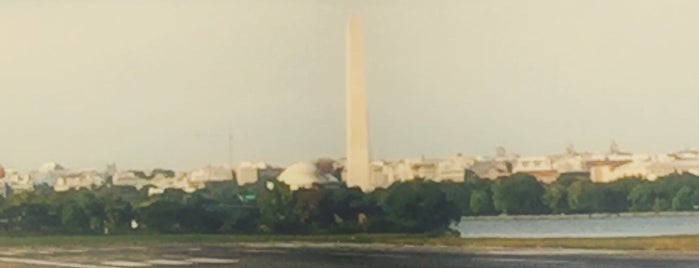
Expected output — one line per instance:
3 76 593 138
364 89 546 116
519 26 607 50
1 243 698 267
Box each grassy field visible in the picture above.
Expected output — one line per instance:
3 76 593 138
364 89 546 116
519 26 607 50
1 233 699 251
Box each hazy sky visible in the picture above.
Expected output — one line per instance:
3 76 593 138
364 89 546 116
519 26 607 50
3 0 699 170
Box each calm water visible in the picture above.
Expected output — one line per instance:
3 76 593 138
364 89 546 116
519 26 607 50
455 213 699 238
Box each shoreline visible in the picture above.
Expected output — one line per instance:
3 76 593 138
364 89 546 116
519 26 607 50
2 233 699 252
462 210 699 221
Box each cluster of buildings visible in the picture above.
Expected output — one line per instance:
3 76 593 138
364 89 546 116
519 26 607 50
3 143 699 196
0 163 244 197
469 143 699 184
340 144 699 189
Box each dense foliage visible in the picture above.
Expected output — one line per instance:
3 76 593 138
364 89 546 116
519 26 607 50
0 179 461 235
448 172 699 216
3 172 699 235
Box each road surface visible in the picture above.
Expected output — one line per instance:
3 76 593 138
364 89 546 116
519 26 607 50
0 243 697 267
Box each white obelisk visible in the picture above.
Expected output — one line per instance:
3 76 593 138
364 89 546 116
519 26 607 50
346 13 371 191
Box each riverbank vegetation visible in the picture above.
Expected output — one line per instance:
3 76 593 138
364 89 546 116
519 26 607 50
1 171 699 236
446 171 699 216
0 179 460 236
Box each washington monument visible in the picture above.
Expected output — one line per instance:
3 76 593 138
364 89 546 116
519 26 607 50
345 13 371 191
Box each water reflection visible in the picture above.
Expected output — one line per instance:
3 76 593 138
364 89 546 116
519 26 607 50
456 212 699 238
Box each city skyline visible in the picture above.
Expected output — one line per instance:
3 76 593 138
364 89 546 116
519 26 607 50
4 1 699 170
3 141 697 172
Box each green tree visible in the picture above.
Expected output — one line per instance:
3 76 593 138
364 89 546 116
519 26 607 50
257 180 305 234
556 173 591 187
103 197 133 234
381 180 460 233
291 188 324 227
469 189 495 215
58 190 105 234
691 191 699 209
491 173 548 215
567 180 598 213
439 182 472 216
61 201 90 234
543 184 568 214
137 200 186 233
597 178 643 213
628 182 658 212
653 198 671 212
182 192 226 233
672 186 694 211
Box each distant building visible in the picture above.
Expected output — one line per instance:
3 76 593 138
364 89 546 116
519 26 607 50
31 162 67 186
469 160 512 179
668 149 699 161
235 162 268 185
0 164 6 197
369 161 396 187
278 162 339 190
414 159 438 179
147 172 194 196
112 171 150 189
258 166 284 181
54 170 104 192
392 160 417 182
5 169 33 193
587 160 637 182
434 155 476 182
187 165 234 186
662 159 699 176
551 147 586 174
512 156 559 183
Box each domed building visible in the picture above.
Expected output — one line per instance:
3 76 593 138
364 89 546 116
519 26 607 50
278 162 339 190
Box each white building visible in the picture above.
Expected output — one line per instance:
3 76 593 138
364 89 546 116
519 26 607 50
668 149 699 160
54 170 105 192
235 162 267 185
551 154 585 173
370 161 396 187
147 172 196 196
414 159 439 179
187 165 234 187
392 160 417 182
112 171 150 189
511 156 559 183
663 159 699 175
434 155 475 182
6 169 34 193
278 162 339 190
587 159 670 183
469 160 512 180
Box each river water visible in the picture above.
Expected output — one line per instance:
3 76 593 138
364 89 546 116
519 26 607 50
455 212 699 238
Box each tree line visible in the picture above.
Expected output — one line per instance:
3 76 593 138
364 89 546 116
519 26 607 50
450 171 699 216
0 178 459 235
2 171 699 236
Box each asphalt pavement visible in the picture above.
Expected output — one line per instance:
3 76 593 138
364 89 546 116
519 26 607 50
0 243 697 267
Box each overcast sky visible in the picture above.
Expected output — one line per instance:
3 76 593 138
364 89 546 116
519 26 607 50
3 0 699 170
